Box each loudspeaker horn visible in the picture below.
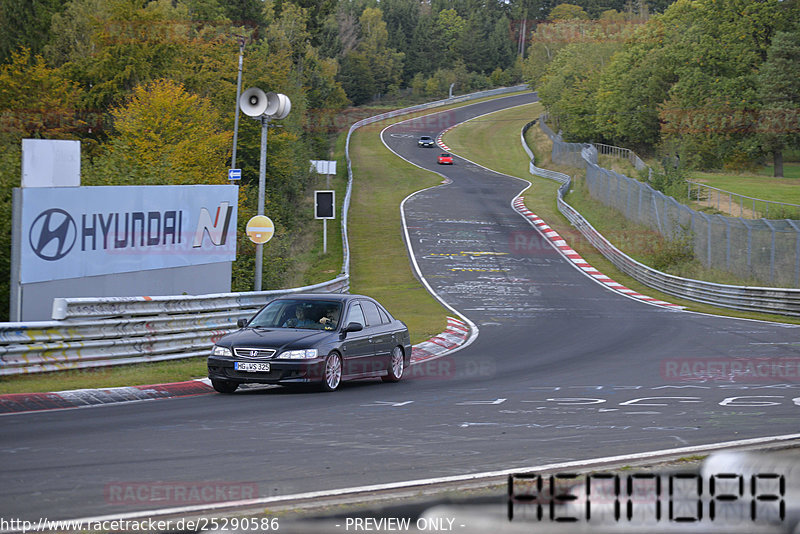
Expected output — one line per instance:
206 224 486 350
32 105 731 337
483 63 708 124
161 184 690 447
239 87 268 117
264 92 291 120
263 92 280 117
273 93 291 120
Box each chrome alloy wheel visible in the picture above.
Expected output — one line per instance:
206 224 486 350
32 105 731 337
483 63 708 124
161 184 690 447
322 353 342 391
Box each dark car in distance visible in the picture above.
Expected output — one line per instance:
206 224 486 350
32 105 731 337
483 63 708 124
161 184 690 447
207 294 412 392
418 135 435 148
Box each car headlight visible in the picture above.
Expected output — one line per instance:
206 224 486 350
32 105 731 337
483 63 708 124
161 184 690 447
211 345 232 357
280 349 318 359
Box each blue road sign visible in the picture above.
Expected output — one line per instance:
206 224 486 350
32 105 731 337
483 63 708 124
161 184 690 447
228 168 242 181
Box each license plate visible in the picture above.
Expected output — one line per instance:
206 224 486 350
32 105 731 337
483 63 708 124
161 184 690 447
235 361 270 372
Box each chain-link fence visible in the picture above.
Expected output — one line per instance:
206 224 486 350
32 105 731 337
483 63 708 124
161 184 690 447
541 119 800 288
687 181 800 220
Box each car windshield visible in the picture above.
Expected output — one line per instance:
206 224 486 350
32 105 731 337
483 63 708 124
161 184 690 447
440 154 450 158
420 136 432 141
248 299 343 330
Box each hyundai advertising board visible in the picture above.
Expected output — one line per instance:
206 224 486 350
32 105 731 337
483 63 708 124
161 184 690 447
19 185 238 284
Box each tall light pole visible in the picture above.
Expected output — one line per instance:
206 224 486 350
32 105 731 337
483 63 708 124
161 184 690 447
230 36 246 170
239 88 291 291
254 113 269 289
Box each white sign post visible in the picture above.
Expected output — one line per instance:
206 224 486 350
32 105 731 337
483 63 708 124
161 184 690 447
310 160 336 188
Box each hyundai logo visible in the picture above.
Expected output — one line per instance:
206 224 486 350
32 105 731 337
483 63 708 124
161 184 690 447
29 208 77 261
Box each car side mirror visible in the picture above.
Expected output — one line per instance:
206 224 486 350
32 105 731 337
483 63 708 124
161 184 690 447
237 318 248 328
340 322 363 338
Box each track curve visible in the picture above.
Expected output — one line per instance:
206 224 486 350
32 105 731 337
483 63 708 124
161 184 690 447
2 93 799 522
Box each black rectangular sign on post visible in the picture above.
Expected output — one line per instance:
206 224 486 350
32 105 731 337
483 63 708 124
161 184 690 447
315 190 335 219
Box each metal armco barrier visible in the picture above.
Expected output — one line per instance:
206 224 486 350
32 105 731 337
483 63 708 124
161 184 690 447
522 120 800 317
1 86 527 375
0 277 349 375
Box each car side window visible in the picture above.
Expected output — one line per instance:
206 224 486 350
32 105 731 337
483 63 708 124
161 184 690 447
360 301 382 327
344 302 365 327
377 306 391 324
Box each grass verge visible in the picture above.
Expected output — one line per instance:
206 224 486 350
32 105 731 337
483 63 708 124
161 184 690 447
0 358 210 395
444 102 800 325
347 124 449 344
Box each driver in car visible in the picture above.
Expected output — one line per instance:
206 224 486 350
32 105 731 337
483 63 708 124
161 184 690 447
319 306 340 330
282 306 316 328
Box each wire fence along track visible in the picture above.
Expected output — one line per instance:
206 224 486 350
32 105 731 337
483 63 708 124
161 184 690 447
522 119 800 317
548 121 800 288
687 181 800 221
1 86 527 375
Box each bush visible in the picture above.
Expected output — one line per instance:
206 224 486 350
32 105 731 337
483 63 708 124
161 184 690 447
648 157 688 200
650 225 695 272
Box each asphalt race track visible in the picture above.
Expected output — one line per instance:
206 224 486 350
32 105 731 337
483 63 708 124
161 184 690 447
2 93 799 523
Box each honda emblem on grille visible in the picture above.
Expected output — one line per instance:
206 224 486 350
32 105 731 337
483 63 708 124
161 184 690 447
250 350 258 357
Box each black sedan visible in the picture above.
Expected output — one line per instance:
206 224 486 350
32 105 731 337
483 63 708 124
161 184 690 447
207 294 412 392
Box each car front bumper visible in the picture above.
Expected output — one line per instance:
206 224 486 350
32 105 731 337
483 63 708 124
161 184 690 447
208 356 327 385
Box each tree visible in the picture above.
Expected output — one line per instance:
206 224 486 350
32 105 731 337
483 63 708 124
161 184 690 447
0 46 81 321
524 17 634 90
488 15 516 72
380 0 419 60
454 12 515 75
436 8 466 63
220 0 267 30
0 0 67 64
537 41 618 142
655 0 799 169
277 0 337 47
183 0 229 22
338 51 376 105
50 0 197 110
594 19 674 150
757 30 800 178
588 0 799 168
406 9 444 78
0 48 84 142
337 7 404 103
44 0 111 68
547 3 589 21
93 79 231 185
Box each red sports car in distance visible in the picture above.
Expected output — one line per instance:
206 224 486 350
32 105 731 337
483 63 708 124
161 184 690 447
437 153 453 165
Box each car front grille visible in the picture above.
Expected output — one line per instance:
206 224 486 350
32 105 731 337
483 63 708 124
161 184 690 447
233 347 277 359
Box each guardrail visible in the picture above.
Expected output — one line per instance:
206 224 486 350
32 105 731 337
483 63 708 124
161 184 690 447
1 85 528 375
522 119 800 317
0 277 349 376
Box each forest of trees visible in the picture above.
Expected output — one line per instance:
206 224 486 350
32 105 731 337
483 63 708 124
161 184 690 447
527 0 800 174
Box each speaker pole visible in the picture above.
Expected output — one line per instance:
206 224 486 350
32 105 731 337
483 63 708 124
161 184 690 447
254 114 269 291
231 36 245 170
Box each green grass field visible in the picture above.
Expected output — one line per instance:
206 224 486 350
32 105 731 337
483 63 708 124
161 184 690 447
690 169 800 208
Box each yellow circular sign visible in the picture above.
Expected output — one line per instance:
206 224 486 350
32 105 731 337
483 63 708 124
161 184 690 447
246 215 275 244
